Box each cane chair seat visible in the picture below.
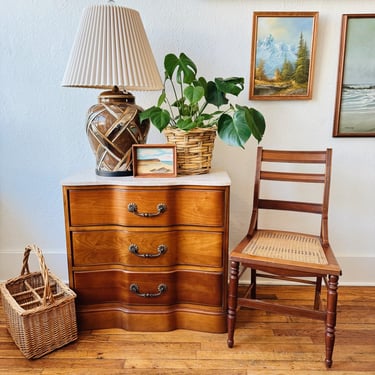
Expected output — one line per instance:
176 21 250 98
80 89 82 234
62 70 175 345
242 230 328 265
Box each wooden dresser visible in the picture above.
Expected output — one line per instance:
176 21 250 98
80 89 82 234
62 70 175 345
62 171 230 333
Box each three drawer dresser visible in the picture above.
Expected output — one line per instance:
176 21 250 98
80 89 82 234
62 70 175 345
62 171 230 333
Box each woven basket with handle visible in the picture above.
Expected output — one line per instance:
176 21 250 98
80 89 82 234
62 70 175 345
0 245 77 359
163 127 216 175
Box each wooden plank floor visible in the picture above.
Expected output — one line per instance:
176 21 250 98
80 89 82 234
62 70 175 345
1 285 375 374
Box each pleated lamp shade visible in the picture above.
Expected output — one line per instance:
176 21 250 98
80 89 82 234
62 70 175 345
62 4 163 177
62 4 162 91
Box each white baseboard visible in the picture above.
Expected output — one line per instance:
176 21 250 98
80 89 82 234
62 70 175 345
0 251 374 286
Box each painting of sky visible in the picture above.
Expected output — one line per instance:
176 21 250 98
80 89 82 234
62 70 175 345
343 18 375 85
257 16 313 48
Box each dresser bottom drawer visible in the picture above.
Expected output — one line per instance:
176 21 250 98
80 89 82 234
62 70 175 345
73 269 224 307
76 303 227 333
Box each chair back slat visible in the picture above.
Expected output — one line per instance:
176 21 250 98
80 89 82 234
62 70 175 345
262 149 329 164
260 171 325 183
258 199 323 214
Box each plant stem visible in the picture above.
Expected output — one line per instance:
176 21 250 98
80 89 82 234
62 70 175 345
165 78 179 125
179 81 184 117
198 101 208 117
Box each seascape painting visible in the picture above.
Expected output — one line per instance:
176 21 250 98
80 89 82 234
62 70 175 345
132 145 176 177
250 12 318 100
334 14 375 136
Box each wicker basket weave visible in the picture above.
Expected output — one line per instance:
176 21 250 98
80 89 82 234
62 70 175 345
163 127 216 175
0 245 77 359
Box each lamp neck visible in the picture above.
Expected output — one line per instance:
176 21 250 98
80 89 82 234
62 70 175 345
98 87 135 104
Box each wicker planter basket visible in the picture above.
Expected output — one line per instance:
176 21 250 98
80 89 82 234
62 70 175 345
0 245 77 359
163 127 216 175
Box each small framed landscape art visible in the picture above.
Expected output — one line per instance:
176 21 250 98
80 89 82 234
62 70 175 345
333 14 375 137
249 11 319 100
132 144 177 177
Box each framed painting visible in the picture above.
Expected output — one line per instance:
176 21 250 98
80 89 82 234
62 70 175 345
333 14 375 137
132 144 177 177
249 11 319 100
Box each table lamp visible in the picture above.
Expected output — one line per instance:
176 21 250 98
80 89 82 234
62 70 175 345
62 3 162 176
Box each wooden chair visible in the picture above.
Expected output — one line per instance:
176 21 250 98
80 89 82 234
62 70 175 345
227 147 342 368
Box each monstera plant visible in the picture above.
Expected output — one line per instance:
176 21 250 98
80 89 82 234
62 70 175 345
139 52 266 148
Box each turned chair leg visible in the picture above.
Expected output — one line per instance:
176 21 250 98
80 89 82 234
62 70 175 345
227 260 239 348
314 276 322 310
325 274 339 368
250 269 257 299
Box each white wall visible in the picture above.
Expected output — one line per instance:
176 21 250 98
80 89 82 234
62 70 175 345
1 0 374 285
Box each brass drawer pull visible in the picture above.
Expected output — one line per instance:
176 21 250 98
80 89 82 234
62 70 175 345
127 203 167 217
129 283 167 298
129 244 167 258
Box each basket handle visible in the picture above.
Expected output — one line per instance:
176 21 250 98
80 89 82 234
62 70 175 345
20 244 54 306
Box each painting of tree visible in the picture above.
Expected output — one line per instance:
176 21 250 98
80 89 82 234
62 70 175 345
249 12 319 100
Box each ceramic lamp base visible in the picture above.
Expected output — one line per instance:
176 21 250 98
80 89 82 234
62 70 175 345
86 88 150 177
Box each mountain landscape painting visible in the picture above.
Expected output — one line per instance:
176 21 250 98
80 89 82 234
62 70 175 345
250 12 318 100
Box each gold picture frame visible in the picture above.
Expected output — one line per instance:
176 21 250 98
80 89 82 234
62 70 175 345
132 144 177 177
249 11 319 100
333 14 375 137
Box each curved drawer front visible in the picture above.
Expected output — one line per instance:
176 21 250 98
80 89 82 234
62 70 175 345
74 269 223 307
68 187 225 227
72 230 223 267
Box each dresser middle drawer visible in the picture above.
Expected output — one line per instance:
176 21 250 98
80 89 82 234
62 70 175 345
71 229 224 267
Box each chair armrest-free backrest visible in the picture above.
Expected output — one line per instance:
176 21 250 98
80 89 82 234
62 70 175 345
249 147 332 245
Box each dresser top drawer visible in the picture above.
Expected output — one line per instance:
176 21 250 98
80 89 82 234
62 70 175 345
65 186 228 227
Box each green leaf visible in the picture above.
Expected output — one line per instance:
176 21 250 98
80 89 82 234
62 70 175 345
139 106 155 123
180 104 191 116
197 113 213 121
205 81 228 107
236 105 266 142
165 53 197 84
176 53 197 84
184 86 204 104
196 77 207 91
217 112 251 149
139 106 170 132
157 91 166 107
176 118 197 131
172 98 185 110
215 77 244 96
164 54 179 79
217 106 265 147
